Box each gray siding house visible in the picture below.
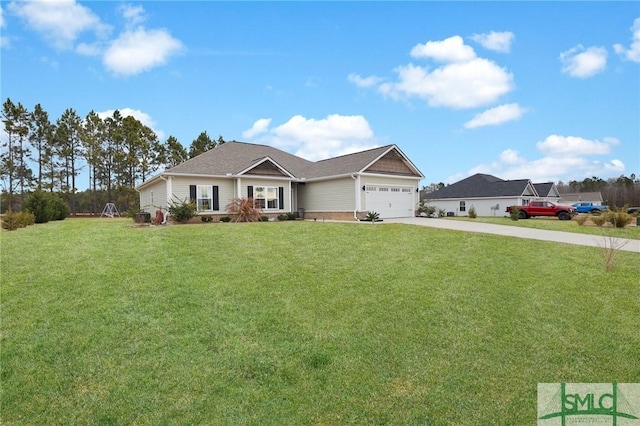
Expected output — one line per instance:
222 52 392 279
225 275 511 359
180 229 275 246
423 173 560 217
137 141 424 221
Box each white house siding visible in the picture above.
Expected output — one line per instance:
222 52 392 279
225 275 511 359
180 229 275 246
299 177 355 212
424 197 524 217
359 175 420 216
240 178 291 212
170 176 236 213
139 179 167 213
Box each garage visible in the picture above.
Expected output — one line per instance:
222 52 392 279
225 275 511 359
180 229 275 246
364 185 415 218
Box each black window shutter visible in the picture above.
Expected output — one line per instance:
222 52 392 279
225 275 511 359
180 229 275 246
213 186 219 211
279 187 284 209
248 186 253 198
189 185 197 203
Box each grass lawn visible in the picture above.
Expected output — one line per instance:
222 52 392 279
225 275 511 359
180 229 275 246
449 215 640 239
2 219 639 424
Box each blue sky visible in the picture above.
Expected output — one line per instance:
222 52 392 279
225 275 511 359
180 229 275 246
2 1 639 190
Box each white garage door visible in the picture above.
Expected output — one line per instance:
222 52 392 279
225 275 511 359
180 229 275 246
364 185 415 218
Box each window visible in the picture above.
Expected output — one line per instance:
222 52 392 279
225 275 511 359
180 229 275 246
253 186 281 210
459 201 466 212
402 188 412 193
197 185 212 211
189 185 219 211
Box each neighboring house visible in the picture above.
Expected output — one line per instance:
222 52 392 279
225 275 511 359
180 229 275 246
558 192 604 205
423 173 560 217
136 141 424 221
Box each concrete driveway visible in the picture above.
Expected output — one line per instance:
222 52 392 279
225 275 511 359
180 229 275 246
382 217 640 253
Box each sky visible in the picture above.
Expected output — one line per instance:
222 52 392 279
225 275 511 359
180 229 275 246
1 0 639 190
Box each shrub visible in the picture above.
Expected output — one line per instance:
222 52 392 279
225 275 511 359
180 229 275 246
286 212 298 220
1 211 21 230
605 208 633 228
468 206 477 219
573 214 589 226
591 215 606 227
19 211 35 227
168 198 197 223
1 210 35 230
226 197 262 222
219 216 231 223
23 190 55 223
438 208 446 218
365 211 380 222
50 195 70 220
509 207 520 221
201 215 213 223
259 216 269 222
277 214 288 221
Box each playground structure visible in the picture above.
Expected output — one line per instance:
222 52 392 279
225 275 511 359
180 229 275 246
100 203 120 218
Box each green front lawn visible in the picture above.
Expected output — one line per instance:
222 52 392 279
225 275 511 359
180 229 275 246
2 219 639 424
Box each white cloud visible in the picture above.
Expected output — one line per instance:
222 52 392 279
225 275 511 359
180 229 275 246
560 45 608 78
97 108 164 140
464 103 525 129
244 114 379 161
119 4 146 27
455 135 626 183
348 73 383 88
410 36 476 63
536 135 616 156
242 118 272 139
8 0 110 50
379 59 513 109
470 31 515 53
355 35 514 109
499 149 526 165
0 6 8 48
613 17 640 63
103 27 183 76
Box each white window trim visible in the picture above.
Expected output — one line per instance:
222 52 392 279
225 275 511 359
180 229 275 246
197 185 213 212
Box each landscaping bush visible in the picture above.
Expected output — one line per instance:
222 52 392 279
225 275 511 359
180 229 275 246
1 210 35 230
365 211 380 222
50 195 70 220
168 198 197 223
23 190 55 223
468 206 477 219
219 216 231 223
277 214 288 221
573 214 589 226
591 215 606 227
605 207 633 228
226 197 262 222
509 207 520 221
201 215 213 223
259 216 269 222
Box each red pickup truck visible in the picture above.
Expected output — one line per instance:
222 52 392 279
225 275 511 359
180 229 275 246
506 200 576 220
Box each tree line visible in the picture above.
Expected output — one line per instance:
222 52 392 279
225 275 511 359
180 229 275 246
1 98 225 214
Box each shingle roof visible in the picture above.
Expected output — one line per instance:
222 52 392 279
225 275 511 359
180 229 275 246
533 182 555 197
424 173 533 199
166 141 314 178
158 141 421 181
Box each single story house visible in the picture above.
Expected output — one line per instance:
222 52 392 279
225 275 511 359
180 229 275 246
558 192 604 205
136 141 424 221
422 173 561 217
